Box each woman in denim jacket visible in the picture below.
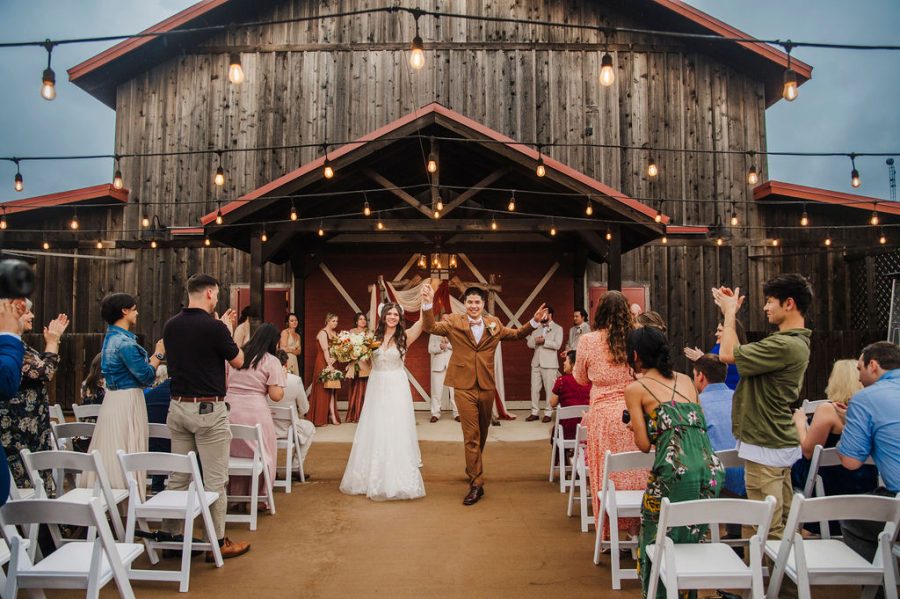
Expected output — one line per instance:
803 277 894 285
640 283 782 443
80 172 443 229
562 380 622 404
84 293 165 493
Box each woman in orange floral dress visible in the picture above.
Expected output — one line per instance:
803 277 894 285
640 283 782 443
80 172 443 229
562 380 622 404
574 290 645 534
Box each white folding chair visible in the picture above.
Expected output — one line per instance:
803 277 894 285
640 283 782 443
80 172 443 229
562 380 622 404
20 448 128 542
593 449 656 590
549 405 587 492
73 403 102 422
50 421 96 452
227 423 276 530
148 423 171 440
117 450 223 592
270 405 305 491
646 496 777 599
7 461 35 502
800 399 829 415
48 403 66 425
765 493 900 599
0 497 143 599
566 423 592 532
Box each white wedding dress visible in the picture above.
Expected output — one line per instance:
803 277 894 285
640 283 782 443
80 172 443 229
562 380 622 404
339 344 425 501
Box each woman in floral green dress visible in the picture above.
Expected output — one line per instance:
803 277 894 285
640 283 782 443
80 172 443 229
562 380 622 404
624 326 724 599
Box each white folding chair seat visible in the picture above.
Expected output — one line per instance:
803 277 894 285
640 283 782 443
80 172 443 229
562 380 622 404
73 403 103 422
270 405 305 491
48 403 66 425
20 448 127 542
227 423 276 530
593 449 656 589
566 423 592 532
646 496 777 599
549 405 586 492
118 450 223 593
0 497 143 599
765 493 900 599
50 421 96 452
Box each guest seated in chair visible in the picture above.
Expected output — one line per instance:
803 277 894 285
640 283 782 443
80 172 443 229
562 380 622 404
144 365 172 493
549 350 590 441
274 350 315 475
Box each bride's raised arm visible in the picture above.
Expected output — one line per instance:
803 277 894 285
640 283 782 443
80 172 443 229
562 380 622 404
406 317 425 346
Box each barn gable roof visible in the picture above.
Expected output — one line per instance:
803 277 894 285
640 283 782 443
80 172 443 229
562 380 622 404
754 181 900 217
0 184 128 216
68 0 812 109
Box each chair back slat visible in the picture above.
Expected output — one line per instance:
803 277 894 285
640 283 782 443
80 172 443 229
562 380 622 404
21 449 99 473
713 448 742 469
660 496 777 529
794 493 900 526
230 424 262 442
1 498 99 528
555 405 588 420
118 451 198 476
50 422 96 444
73 404 102 421
148 423 171 440
269 406 293 422
604 449 656 472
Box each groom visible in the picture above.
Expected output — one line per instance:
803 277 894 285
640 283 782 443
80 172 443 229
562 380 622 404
422 283 547 505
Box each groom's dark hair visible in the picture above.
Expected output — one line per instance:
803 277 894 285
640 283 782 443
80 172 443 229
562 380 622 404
463 287 488 302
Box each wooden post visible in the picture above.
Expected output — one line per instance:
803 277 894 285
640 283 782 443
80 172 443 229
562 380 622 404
291 253 306 378
573 247 588 311
608 224 622 291
488 273 497 315
249 234 265 322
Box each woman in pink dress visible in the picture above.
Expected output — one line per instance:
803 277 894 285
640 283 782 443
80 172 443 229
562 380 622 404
573 291 645 534
227 323 285 499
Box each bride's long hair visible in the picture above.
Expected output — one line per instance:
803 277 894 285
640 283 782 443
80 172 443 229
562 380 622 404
374 303 408 358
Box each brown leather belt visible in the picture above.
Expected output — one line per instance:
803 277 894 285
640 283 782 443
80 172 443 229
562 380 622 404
172 396 225 403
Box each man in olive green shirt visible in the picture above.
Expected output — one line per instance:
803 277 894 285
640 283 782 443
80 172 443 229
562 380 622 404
712 274 812 539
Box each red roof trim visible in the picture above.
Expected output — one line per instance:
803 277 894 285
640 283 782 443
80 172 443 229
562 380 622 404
171 227 205 236
0 184 129 216
753 180 900 216
69 0 811 86
68 0 230 82
666 225 709 234
200 102 667 225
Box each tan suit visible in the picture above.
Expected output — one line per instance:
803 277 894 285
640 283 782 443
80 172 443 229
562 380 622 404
423 309 534 487
428 334 458 418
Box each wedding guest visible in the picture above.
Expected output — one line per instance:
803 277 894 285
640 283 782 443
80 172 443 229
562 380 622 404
274 350 316 472
308 312 340 426
0 299 26 506
80 352 105 406
85 293 164 493
549 350 590 440
162 273 249 560
684 320 747 390
837 341 900 562
693 354 744 498
624 327 724 599
563 308 591 354
0 299 68 490
713 274 812 540
233 305 259 349
636 311 667 334
428 314 458 423
344 312 371 423
227 323 285 502
573 290 643 533
144 365 171 493
527 306 563 423
279 312 301 375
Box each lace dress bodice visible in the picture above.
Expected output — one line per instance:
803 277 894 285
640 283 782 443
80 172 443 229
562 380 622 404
371 345 404 372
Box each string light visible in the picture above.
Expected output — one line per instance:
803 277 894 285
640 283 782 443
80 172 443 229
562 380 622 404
40 41 56 101
730 203 739 227
491 216 498 230
427 137 437 173
654 211 663 224
112 157 124 190
747 153 759 185
716 237 724 246
376 213 384 230
69 209 79 230
436 195 444 212
42 240 49 250
535 148 546 178
850 154 861 188
647 157 658 178
507 191 516 212
214 151 225 187
150 239 158 249
433 207 441 219
322 145 334 179
141 213 150 228
290 203 298 221
317 221 325 236
549 218 557 236
870 204 879 226
879 229 887 245
215 208 223 225
599 50 615 87
605 228 612 241
661 235 668 245
409 14 425 70
782 46 798 102
362 199 371 217
204 236 211 246
228 53 245 84
95 240 103 250
585 199 593 216
800 204 809 227
261 227 268 243
13 160 23 192
824 229 832 246
772 238 779 247
0 208 7 230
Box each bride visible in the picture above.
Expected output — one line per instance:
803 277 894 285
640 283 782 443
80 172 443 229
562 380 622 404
340 302 425 501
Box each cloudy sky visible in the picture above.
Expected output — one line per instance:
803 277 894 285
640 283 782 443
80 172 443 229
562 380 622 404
0 0 898 203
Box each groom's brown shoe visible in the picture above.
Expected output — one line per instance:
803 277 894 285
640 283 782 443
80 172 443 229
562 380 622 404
463 486 484 506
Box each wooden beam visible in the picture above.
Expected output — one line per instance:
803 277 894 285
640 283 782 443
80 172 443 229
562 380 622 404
439 169 510 217
574 246 588 311
608 224 622 291
269 218 613 233
364 169 434 218
261 230 295 263
290 253 306 378
249 236 266 320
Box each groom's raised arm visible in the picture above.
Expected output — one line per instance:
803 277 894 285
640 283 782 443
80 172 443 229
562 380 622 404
421 283 451 336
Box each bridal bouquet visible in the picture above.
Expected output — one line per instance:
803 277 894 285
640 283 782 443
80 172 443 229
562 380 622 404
329 329 379 375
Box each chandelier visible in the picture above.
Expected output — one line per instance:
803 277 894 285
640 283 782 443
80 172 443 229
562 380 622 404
417 252 457 273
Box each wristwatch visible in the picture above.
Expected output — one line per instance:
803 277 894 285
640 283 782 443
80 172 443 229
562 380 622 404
154 352 166 361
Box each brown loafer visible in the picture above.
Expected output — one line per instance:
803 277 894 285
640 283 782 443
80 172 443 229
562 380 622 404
463 486 484 506
542 415 552 423
525 414 540 422
206 537 250 562
429 416 439 423
454 416 460 422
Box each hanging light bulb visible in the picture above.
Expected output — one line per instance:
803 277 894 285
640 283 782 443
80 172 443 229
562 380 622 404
647 157 658 178
599 51 615 87
536 155 546 178
800 205 809 227
772 238 779 247
317 222 325 237
363 201 371 217
204 236 211 247
782 68 798 102
42 241 50 250
40 41 56 101
549 219 557 236
850 154 861 188
151 240 158 249
747 164 759 186
491 217 498 231
507 192 516 212
879 229 887 245
261 229 268 243
824 230 832 247
13 161 23 192
141 214 150 228
449 254 458 269
409 17 425 70
0 208 7 230
716 237 724 246
323 158 334 179
95 240 103 250
215 209 223 225
654 212 662 224
228 53 245 84
436 196 444 212
730 210 739 227
427 152 437 174
870 207 880 226
661 235 668 245
585 199 593 216
214 151 225 186
112 157 124 190
69 211 79 230
433 208 440 219
290 204 298 221
605 228 612 241
376 215 384 230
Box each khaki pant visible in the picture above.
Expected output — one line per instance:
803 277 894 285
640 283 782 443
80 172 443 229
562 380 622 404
163 400 232 540
530 366 559 417
454 387 494 488
744 461 793 539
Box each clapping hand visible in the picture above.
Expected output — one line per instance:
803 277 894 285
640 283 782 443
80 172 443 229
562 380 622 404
421 281 434 305
0 300 20 334
683 346 703 361
711 286 745 316
44 314 69 343
532 303 548 323
219 308 237 333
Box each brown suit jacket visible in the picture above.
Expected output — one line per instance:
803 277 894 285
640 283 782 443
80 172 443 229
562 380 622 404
423 309 534 391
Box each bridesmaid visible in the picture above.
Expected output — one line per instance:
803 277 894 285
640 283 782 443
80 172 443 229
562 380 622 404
573 290 644 537
279 313 302 376
307 312 340 426
345 312 371 423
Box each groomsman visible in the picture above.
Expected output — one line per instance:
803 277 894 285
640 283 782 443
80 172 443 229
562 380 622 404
429 315 459 423
566 308 591 352
526 306 563 422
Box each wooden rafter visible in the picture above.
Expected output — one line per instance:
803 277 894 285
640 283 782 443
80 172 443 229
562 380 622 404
438 168 510 217
364 169 434 218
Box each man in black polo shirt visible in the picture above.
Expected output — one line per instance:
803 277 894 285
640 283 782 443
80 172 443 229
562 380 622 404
163 273 249 560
